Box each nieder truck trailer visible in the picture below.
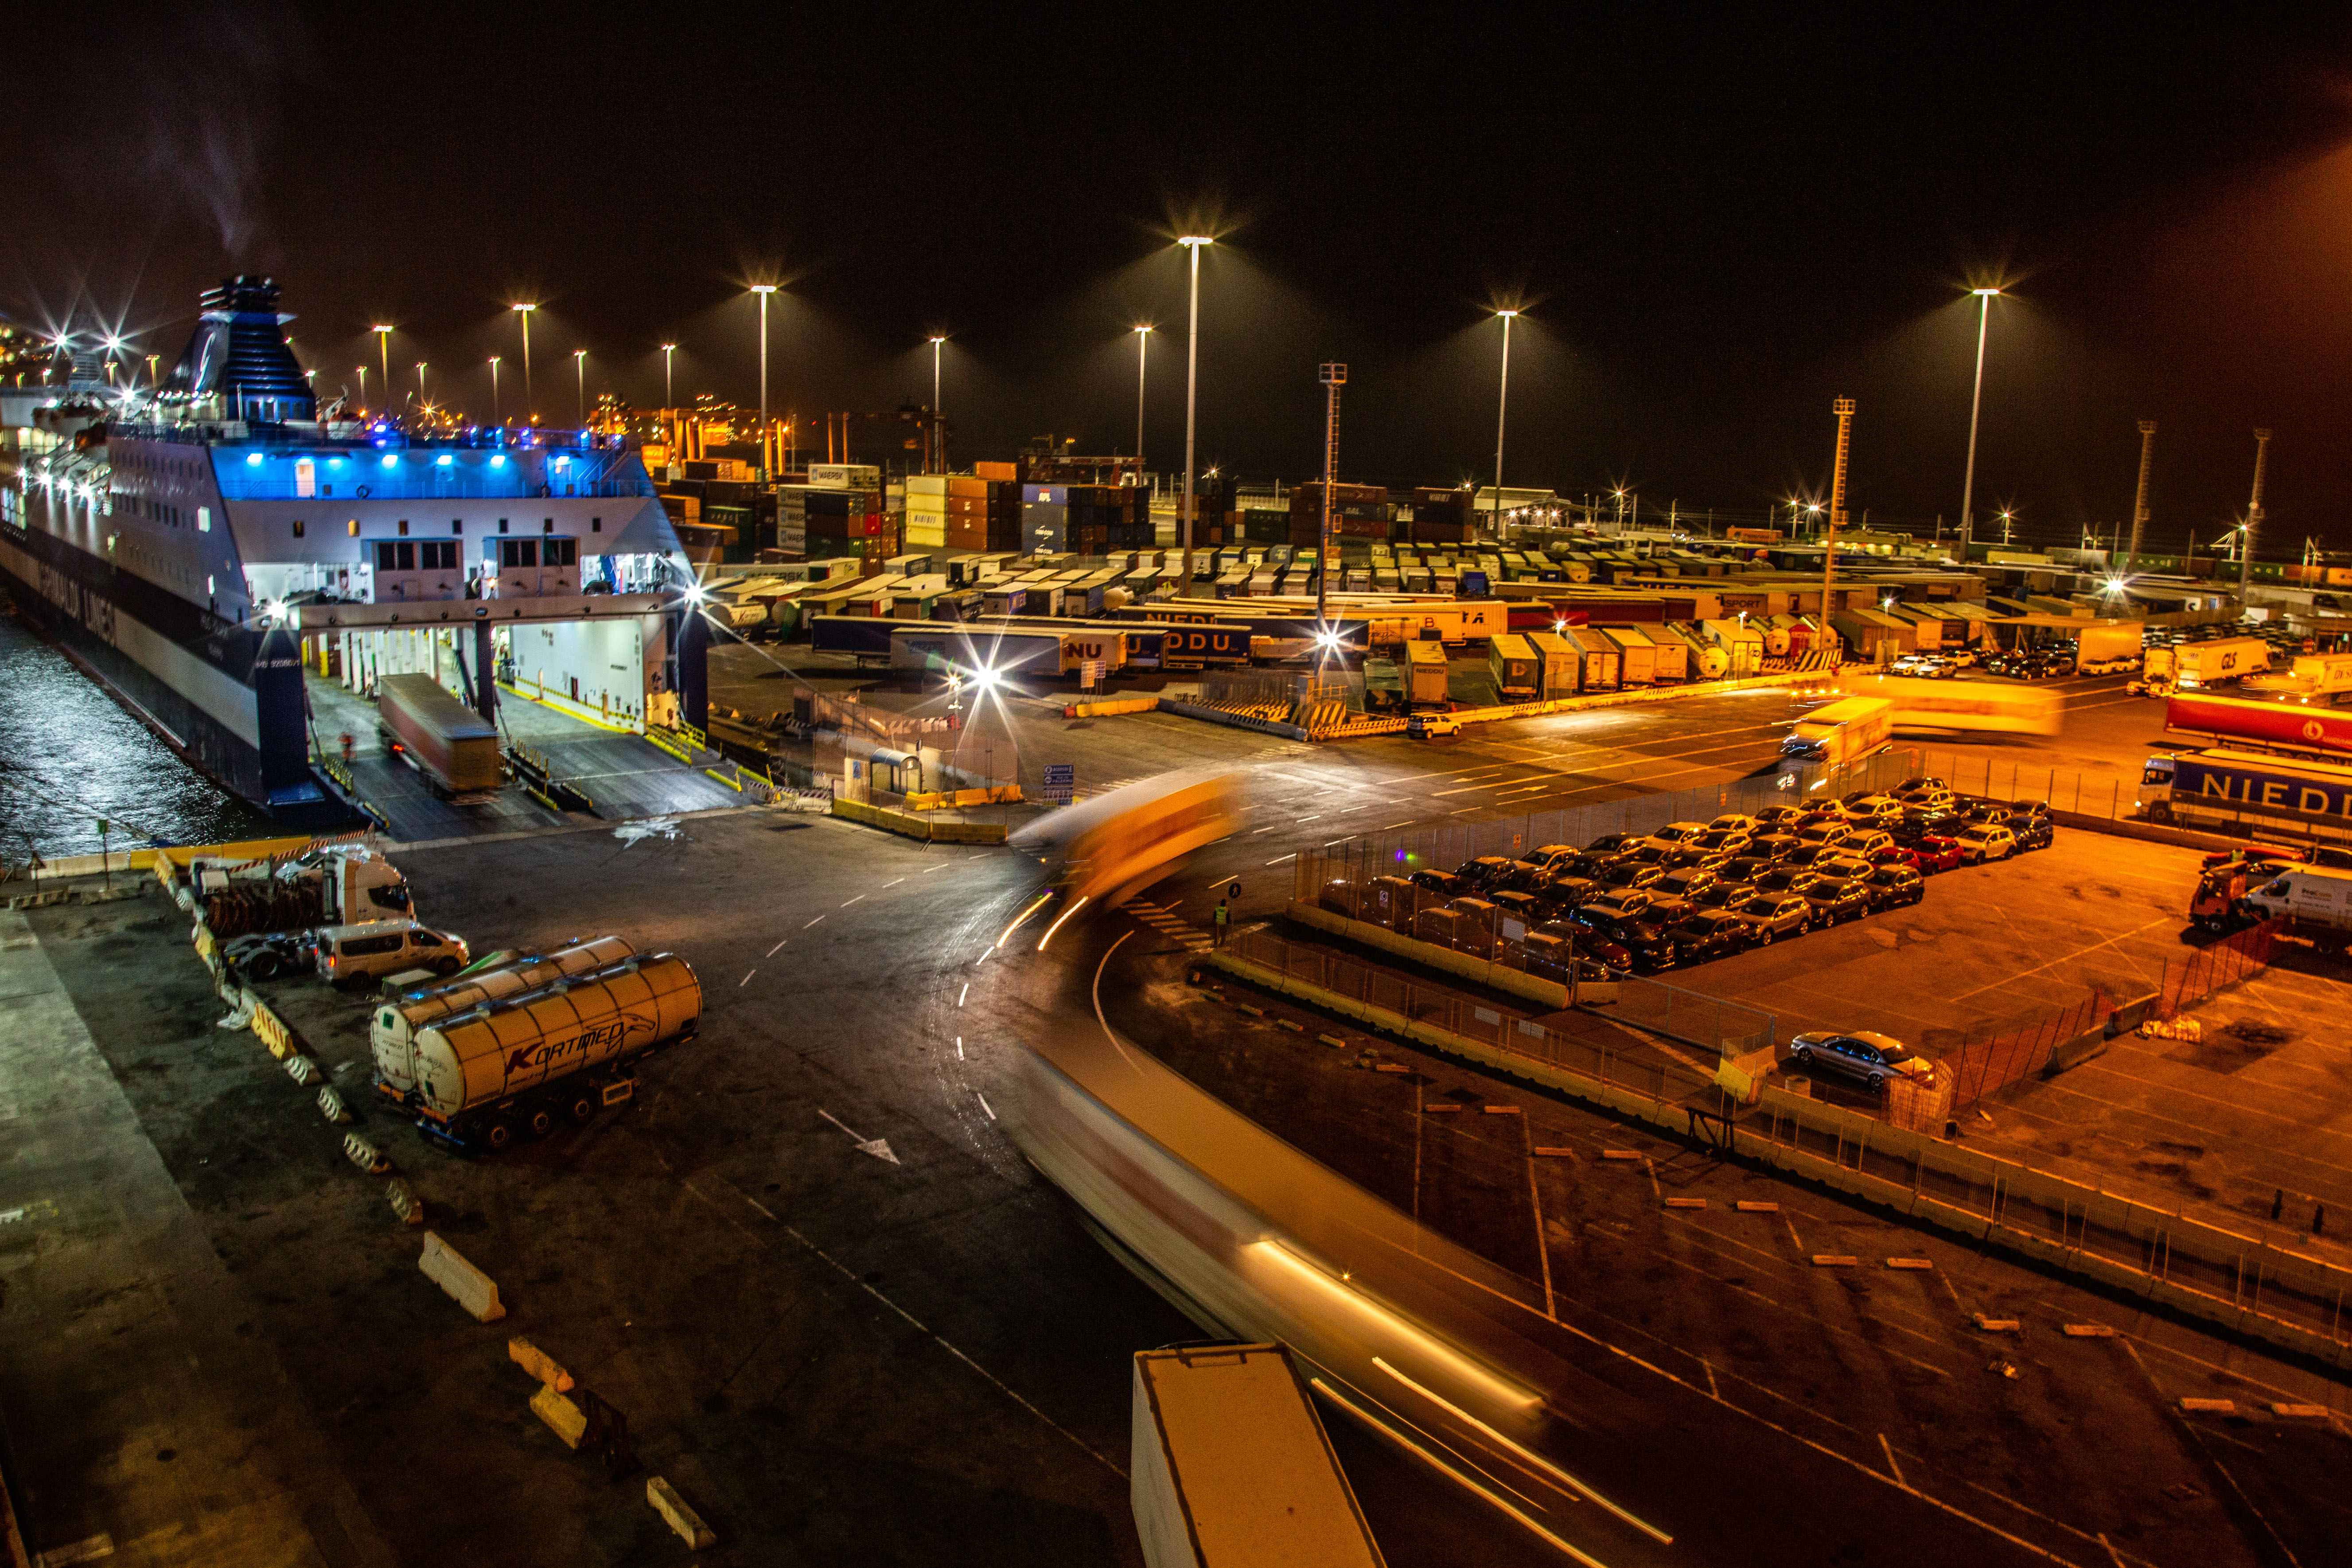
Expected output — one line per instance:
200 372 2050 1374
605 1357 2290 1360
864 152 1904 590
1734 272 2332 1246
401 953 702 1150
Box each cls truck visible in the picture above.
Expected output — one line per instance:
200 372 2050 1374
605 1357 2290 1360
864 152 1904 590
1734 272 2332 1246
378 672 503 800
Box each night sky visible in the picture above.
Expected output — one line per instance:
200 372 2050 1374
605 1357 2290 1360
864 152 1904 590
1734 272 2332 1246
14 7 2352 552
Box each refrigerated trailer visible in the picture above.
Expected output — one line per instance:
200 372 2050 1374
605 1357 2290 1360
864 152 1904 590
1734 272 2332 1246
378 673 502 799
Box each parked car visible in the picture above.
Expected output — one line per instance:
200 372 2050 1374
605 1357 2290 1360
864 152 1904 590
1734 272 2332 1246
1543 916 1630 971
1655 866 1722 902
316 920 471 989
1838 794 1906 826
1691 879 1760 913
1795 821 1854 849
1866 843 1925 875
1455 855 1518 889
1786 1030 1934 1091
1709 812 1762 835
1523 843 1583 873
1597 859 1669 894
1798 878 1872 926
1644 821 1713 850
1687 828 1753 860
1487 890 1550 930
1753 864 1823 896
226 929 314 980
1897 833 1967 873
1581 833 1646 859
1719 854 1778 886
1951 823 2017 863
1745 832 1802 863
1535 872 1600 910
1842 829 1896 858
1581 892 1663 924
1861 864 1927 909
1752 805 1811 830
1781 842 1855 872
1892 776 1949 800
1407 712 1463 739
1726 894 1814 945
1409 869 1468 898
1661 910 1752 963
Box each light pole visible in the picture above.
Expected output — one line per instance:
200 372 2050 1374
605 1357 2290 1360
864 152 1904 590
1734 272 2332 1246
573 349 587 427
372 326 394 415
488 356 501 424
144 353 159 388
1492 309 1518 538
750 285 778 479
2241 428 2273 600
1956 287 2001 561
1132 325 1153 463
661 343 677 409
510 303 537 419
1316 362 1346 636
355 365 368 413
928 335 947 473
1177 235 1213 591
415 361 427 412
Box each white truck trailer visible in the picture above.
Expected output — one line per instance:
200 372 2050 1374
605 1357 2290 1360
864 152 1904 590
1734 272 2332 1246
1130 1343 1384 1568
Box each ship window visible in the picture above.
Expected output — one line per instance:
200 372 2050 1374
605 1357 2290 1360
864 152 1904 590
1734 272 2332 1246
375 541 415 572
452 518 463 533
347 519 359 536
397 519 409 537
543 517 554 533
499 539 538 568
420 541 458 570
591 517 601 532
498 518 509 533
197 506 210 532
292 519 306 537
546 539 576 566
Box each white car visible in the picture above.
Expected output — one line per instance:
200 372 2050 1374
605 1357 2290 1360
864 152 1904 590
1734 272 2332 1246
1951 824 2017 863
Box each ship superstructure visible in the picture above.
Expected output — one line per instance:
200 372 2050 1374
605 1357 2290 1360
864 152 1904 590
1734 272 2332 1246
0 277 695 821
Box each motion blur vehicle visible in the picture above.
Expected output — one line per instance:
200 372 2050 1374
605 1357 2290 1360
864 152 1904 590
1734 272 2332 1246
1787 1030 1933 1091
1727 894 1813 944
1861 864 1927 909
2199 844 2300 873
1009 768 1245 907
1951 823 2017 863
1660 910 1751 963
1798 878 1871 926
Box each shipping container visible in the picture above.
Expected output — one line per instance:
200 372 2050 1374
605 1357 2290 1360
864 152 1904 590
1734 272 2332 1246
1487 631 1541 698
1587 625 1654 685
1403 638 1451 704
1522 629 1582 696
1554 625 1620 690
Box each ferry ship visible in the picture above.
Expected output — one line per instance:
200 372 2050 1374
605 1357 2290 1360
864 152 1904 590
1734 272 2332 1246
0 277 697 824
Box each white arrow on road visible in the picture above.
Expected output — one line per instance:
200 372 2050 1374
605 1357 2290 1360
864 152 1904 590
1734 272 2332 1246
818 1109 901 1166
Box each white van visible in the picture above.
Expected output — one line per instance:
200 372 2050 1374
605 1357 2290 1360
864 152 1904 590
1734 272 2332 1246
316 920 472 988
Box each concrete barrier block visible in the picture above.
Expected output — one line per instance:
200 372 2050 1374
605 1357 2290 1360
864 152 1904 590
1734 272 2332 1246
1601 1149 1641 1161
531 1383 587 1447
1317 1033 1347 1048
1424 1104 1461 1115
1971 1314 2022 1333
343 1132 391 1176
2062 1323 2115 1338
421 1231 506 1323
317 1085 352 1124
1276 1017 1304 1033
2044 1027 2110 1075
2105 992 2161 1037
1533 1146 1575 1157
1664 1197 1706 1210
2272 1402 2329 1418
1812 1255 1860 1267
1886 1258 1934 1270
647 1476 717 1549
2179 1397 2235 1414
285 1054 317 1085
387 1179 424 1228
508 1336 574 1392
1736 1200 1780 1212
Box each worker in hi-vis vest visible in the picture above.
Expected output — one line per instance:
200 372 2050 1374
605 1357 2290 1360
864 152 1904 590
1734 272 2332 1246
1213 898 1231 946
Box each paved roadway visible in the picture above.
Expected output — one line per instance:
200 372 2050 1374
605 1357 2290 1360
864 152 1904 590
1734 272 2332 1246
7 665 2344 1567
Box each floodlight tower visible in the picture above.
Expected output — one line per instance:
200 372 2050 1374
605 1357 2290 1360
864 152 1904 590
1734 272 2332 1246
1177 234 1213 592
1822 398 1856 642
2241 428 2273 599
1316 362 1347 635
2124 421 2155 574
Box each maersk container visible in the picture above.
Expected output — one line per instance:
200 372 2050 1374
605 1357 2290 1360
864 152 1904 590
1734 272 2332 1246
370 935 636 1102
410 954 702 1150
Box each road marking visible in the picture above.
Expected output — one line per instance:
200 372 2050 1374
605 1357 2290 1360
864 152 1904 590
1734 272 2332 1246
1295 815 1322 822
1323 837 1356 847
739 969 756 986
1704 1359 1718 1399
956 1037 964 1059
1252 825 1281 833
842 894 866 907
817 1108 901 1165
958 984 968 1007
924 862 949 872
766 938 789 957
1783 1212 1805 1253
1878 1433 1907 1488
804 915 825 928
1266 853 1297 864
1947 915 2177 1003
976 1092 996 1121
1382 820 1416 829
882 877 906 888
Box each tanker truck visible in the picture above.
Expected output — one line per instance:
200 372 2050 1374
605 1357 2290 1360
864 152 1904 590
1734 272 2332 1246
403 953 702 1151
370 935 637 1105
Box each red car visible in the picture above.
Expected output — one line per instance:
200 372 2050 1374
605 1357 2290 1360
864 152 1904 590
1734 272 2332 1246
1867 844 1924 875
1901 833 1967 873
2199 844 2298 873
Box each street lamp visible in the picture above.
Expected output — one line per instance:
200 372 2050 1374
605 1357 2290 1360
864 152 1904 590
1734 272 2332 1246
488 356 501 424
928 335 947 474
1131 325 1153 464
415 361 427 411
1956 287 2002 561
372 326 394 415
1492 309 1519 538
1177 235 1214 591
510 303 537 417
661 343 677 409
1999 508 2016 546
749 285 778 479
572 348 588 427
355 365 368 413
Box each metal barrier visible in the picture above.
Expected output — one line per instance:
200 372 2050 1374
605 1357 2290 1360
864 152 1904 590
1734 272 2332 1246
2158 917 2277 1018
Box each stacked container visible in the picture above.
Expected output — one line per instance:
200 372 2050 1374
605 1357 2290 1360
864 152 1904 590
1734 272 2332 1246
1022 482 1151 555
1287 482 1392 547
1411 486 1478 544
905 475 948 549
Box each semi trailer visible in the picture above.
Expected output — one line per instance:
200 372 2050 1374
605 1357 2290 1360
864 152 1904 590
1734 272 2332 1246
378 673 503 799
399 953 702 1151
370 935 639 1103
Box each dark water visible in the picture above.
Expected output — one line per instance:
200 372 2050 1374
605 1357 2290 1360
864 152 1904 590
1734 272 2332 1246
0 592 276 861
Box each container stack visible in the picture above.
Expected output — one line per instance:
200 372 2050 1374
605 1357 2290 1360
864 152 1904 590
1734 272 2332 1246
905 475 947 549
948 476 1022 551
1289 483 1392 547
1412 486 1479 543
1022 482 1151 556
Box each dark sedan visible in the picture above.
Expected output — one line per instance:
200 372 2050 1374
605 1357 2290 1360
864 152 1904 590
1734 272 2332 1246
1597 860 1668 894
1861 864 1927 910
1661 910 1751 963
1798 877 1872 925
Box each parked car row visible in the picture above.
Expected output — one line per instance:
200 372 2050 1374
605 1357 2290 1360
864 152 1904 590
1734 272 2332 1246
1324 778 2055 977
